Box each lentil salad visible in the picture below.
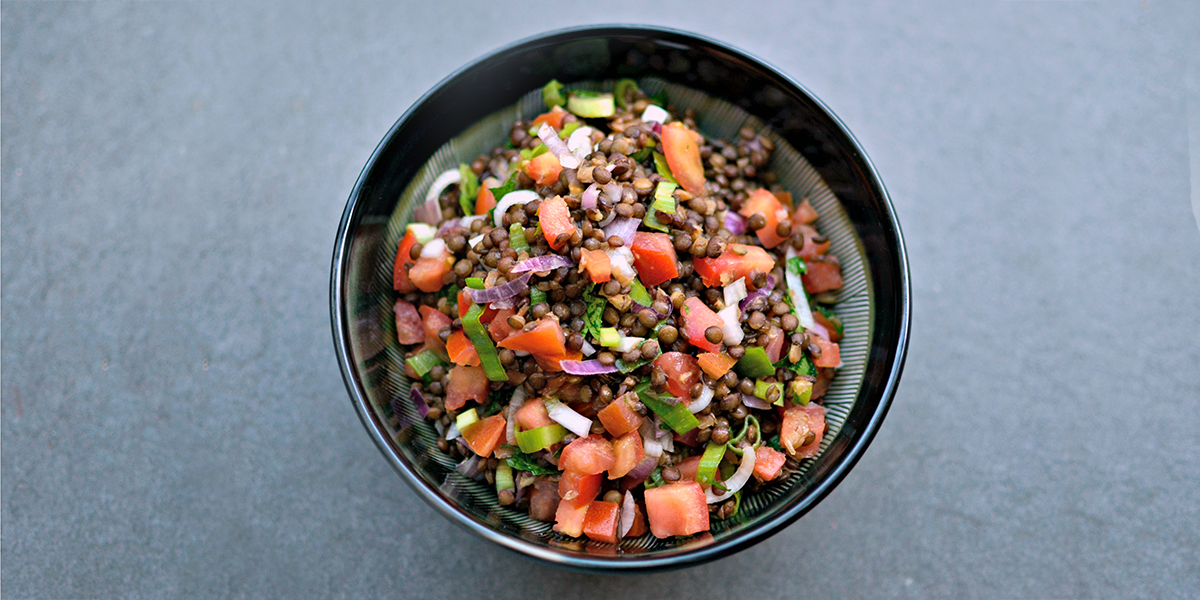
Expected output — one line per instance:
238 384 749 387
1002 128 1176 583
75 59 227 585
390 79 846 542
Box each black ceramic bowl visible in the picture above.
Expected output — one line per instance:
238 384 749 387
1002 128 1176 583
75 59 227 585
331 25 909 572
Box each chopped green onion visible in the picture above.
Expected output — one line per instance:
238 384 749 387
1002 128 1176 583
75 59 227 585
542 79 565 109
643 467 665 489
457 164 479 216
508 223 529 252
613 78 638 108
653 152 678 184
495 461 514 492
515 424 567 453
789 378 813 405
652 181 677 214
462 303 508 382
567 93 615 118
787 256 807 275
754 380 785 406
455 408 479 432
695 442 726 486
405 349 443 378
734 346 775 378
465 277 485 289
599 327 620 347
558 121 582 139
629 279 653 307
643 205 671 232
530 287 547 307
635 382 700 434
629 145 653 162
519 144 549 161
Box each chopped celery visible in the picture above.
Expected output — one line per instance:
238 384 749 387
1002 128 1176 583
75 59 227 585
495 462 514 492
652 181 677 214
519 144 549 161
457 164 478 216
635 382 700 434
542 79 565 108
515 424 567 453
465 277 485 289
653 152 678 184
455 408 479 432
405 349 443 378
629 279 653 307
599 327 620 347
734 346 775 378
462 304 508 382
695 442 726 486
643 467 665 489
558 121 582 139
567 93 615 118
508 223 529 252
613 78 638 108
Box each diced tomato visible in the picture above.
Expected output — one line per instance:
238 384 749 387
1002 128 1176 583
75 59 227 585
526 151 563 188
792 196 819 225
680 297 724 353
538 196 576 251
812 310 843 343
693 244 778 288
403 347 423 380
444 365 489 411
661 122 706 196
392 230 419 293
553 497 591 538
753 446 787 481
579 248 611 283
796 224 832 259
533 348 582 373
812 366 835 400
408 248 454 293
498 318 566 357
652 352 702 400
474 186 496 215
531 106 566 130
628 232 678 287
802 256 843 294
739 188 790 249
780 404 826 458
445 330 480 366
582 501 620 544
596 394 643 438
627 499 648 538
559 470 602 503
456 290 497 322
808 330 841 368
608 431 645 480
393 300 424 345
558 434 615 476
673 428 701 447
697 352 737 380
644 481 710 538
418 305 452 358
488 308 517 343
516 398 554 431
763 326 785 364
674 455 720 483
460 414 506 457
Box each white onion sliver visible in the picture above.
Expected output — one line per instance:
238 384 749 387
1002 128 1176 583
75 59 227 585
607 248 637 284
537 122 580 169
641 105 669 124
580 340 597 356
491 189 539 227
688 385 714 413
615 336 644 353
643 437 663 459
566 126 595 155
619 491 637 538
718 305 744 346
420 238 446 259
785 259 816 331
424 169 463 205
445 422 461 441
546 399 592 438
705 445 756 504
581 183 601 210
505 388 527 445
603 182 623 206
468 233 485 249
723 278 748 308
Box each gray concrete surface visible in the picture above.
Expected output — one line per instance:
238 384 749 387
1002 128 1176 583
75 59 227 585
3 1 1198 598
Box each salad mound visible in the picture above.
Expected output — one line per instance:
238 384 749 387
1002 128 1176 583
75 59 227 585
391 79 845 543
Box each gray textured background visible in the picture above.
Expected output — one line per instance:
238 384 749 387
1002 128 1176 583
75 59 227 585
3 2 1198 598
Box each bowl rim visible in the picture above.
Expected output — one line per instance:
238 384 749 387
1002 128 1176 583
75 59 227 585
331 23 911 572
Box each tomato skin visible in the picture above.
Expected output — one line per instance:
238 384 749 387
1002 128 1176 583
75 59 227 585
697 352 737 380
796 224 832 259
812 310 842 343
661 122 706 196
553 497 591 538
393 300 424 345
445 330 480 366
608 430 645 480
559 470 602 503
753 446 787 481
596 395 643 438
487 308 517 343
460 414 506 457
780 404 826 458
808 330 841 368
558 434 615 476
644 481 710 538
474 186 496 215
538 196 576 251
680 297 724 353
408 248 453 293
580 248 611 284
693 244 777 288
418 305 452 358
531 106 566 130
445 365 489 411
533 348 582 373
739 188 790 249
582 501 620 544
792 196 819 225
652 352 702 400
516 398 554 431
392 230 419 293
802 256 843 294
526 151 563 188
629 232 679 287
497 318 566 357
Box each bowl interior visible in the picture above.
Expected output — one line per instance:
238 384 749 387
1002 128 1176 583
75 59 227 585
332 26 908 571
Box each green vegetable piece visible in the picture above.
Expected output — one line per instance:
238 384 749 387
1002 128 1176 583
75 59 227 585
462 303 508 382
567 93 615 118
789 379 813 405
735 346 775 378
542 79 565 109
558 121 582 139
615 357 650 374
653 152 678 184
635 382 700 434
643 467 665 489
787 256 807 275
815 305 844 337
598 327 620 347
629 279 653 307
515 424 567 453
457 164 478 216
643 205 671 233
582 284 606 341
495 462 514 492
519 144 549 161
405 349 443 378
766 434 782 452
652 184 677 215
613 79 638 108
505 450 558 475
753 380 785 406
648 89 668 107
488 170 520 204
695 442 726 486
630 146 652 162
465 277 485 290
455 408 479 432
530 288 547 307
508 223 529 252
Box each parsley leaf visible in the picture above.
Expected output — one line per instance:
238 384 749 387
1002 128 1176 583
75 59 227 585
787 256 807 275
505 451 558 476
582 284 606 341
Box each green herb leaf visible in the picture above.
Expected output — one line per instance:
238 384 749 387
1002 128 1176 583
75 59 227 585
582 284 606 341
766 434 782 452
489 170 520 203
506 452 558 476
787 256 807 275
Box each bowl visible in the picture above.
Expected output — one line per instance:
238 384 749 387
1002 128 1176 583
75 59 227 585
331 25 910 572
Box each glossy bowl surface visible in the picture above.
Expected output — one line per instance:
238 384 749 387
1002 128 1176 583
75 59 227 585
331 25 909 572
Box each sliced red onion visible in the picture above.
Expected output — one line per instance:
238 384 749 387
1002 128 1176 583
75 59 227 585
581 183 601 210
705 445 756 503
717 305 744 346
619 491 637 538
742 394 771 410
464 272 532 304
647 121 662 135
723 278 748 308
545 398 592 438
739 275 777 310
417 168 462 225
603 217 639 246
561 359 620 376
786 246 816 330
419 238 446 259
621 457 658 492
567 126 595 155
687 384 714 413
491 189 539 227
603 182 623 206
409 387 430 419
505 388 527 445
673 428 701 447
456 454 487 482
510 254 573 274
723 211 747 235
537 122 580 169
